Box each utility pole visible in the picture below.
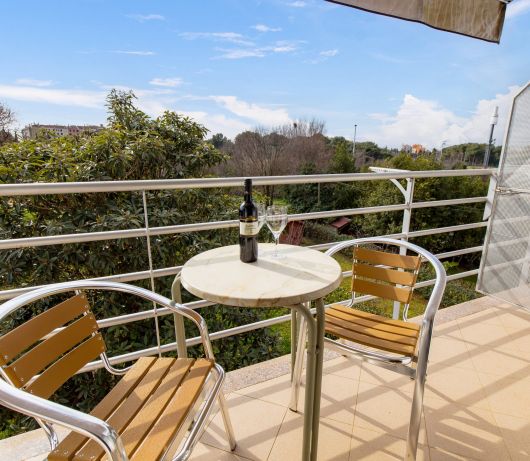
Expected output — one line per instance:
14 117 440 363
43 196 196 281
352 124 358 164
483 106 498 168
439 140 447 162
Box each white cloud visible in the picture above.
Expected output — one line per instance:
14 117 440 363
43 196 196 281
287 1 307 7
0 84 105 108
366 86 523 148
15 78 54 87
112 50 156 56
252 24 282 32
320 49 338 57
128 14 165 22
210 95 291 125
213 48 266 59
213 40 301 60
179 32 254 46
506 0 530 18
149 77 184 87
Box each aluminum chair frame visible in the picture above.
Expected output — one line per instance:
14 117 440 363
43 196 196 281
0 280 236 461
290 237 446 461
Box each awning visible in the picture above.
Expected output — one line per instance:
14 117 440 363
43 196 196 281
326 0 509 43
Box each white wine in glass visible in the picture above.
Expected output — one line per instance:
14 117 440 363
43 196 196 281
266 205 288 258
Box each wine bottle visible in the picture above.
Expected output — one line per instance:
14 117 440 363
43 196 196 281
239 178 258 263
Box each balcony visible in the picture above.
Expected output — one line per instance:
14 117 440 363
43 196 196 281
1 295 528 461
0 170 529 460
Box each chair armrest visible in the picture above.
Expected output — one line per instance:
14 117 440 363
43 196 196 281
0 379 127 461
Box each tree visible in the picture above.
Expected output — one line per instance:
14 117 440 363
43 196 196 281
0 90 281 438
0 101 15 146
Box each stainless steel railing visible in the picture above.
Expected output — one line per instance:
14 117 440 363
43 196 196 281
0 169 495 372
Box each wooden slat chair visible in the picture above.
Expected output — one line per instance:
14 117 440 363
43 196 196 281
290 238 446 461
0 281 236 461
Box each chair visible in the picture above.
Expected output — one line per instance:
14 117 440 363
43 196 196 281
290 237 446 461
0 280 236 461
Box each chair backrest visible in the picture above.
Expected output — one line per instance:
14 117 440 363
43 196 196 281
352 245 422 304
0 293 105 399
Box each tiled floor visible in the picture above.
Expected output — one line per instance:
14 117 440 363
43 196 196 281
196 299 530 461
1 297 529 460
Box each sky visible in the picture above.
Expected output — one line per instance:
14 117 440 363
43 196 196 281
1 0 530 149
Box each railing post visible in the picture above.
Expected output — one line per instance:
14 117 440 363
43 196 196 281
393 177 415 319
141 191 162 357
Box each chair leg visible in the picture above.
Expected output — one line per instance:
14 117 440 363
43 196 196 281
289 313 307 412
217 393 237 451
405 370 427 460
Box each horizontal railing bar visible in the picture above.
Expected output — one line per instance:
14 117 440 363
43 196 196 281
0 169 494 197
407 221 488 238
0 228 484 301
409 196 487 209
77 269 478 373
0 195 487 250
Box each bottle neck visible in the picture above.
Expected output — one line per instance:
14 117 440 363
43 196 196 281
244 190 252 203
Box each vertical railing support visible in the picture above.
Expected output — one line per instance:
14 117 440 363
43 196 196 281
369 167 415 319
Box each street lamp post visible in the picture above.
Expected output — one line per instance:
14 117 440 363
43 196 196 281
352 124 357 158
483 106 499 168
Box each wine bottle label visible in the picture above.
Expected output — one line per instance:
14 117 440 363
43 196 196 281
240 221 259 236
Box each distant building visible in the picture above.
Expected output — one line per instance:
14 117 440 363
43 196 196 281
22 124 104 140
411 144 426 155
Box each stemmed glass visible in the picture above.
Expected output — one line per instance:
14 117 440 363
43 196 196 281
266 205 288 258
257 203 266 232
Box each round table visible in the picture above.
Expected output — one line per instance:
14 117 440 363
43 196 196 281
180 243 342 461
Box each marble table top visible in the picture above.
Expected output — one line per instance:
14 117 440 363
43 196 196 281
180 243 343 307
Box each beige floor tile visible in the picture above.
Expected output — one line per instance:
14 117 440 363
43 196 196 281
493 412 530 461
235 369 357 425
201 393 287 461
494 309 530 331
353 381 426 443
424 366 490 410
468 347 530 379
423 398 510 461
459 322 520 353
234 373 293 407
428 334 475 371
189 442 248 460
268 411 352 461
455 308 502 327
323 355 362 381
504 326 530 351
348 426 429 461
359 361 414 391
478 372 530 419
429 447 480 460
432 320 461 338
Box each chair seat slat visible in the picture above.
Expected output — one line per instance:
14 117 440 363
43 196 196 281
326 305 419 336
329 304 420 330
74 358 177 461
326 310 419 344
119 358 196 458
129 359 213 461
325 323 417 356
26 334 105 399
48 357 157 461
326 313 418 346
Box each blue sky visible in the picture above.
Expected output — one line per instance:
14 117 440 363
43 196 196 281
1 0 529 148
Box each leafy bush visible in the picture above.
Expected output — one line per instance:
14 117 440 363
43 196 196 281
0 90 281 438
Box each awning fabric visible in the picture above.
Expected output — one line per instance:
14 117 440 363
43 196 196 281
326 0 508 43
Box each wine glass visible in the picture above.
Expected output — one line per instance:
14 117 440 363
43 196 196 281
266 205 288 258
257 203 266 231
